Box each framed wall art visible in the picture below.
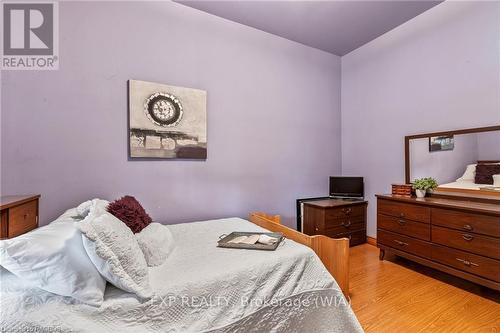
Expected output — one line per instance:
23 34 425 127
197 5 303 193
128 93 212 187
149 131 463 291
429 135 454 152
128 80 207 159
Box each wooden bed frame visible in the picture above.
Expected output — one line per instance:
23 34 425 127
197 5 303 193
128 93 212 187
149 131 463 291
249 212 350 296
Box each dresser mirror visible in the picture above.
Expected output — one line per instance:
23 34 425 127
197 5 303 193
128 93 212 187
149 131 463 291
405 125 500 198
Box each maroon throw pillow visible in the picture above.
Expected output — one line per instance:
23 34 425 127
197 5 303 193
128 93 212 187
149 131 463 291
474 164 500 185
107 196 152 233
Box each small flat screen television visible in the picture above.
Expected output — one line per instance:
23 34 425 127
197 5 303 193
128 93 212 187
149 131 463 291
329 176 364 199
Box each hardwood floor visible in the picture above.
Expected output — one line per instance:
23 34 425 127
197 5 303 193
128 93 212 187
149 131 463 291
349 244 500 332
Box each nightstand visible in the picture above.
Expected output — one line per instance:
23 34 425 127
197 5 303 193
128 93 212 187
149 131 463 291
302 199 368 247
0 195 40 239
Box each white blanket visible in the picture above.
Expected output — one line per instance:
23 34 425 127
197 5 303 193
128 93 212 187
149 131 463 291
1 217 362 333
438 180 487 190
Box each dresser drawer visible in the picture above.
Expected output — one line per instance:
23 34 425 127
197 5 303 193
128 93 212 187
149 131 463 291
324 220 365 237
348 230 367 246
325 205 365 221
325 221 366 235
432 226 500 261
377 214 430 241
325 215 365 229
432 208 500 238
378 199 430 223
432 244 500 282
8 200 38 238
378 229 431 258
332 229 366 247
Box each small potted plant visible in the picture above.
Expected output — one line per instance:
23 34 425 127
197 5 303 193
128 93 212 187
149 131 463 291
412 177 438 198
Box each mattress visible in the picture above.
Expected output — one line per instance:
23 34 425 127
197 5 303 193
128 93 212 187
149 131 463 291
0 217 363 333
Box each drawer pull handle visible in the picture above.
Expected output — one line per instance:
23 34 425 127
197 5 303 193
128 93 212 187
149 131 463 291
462 234 474 241
342 208 352 215
394 240 408 246
343 220 352 228
456 258 479 267
397 219 406 225
315 227 319 231
463 224 473 231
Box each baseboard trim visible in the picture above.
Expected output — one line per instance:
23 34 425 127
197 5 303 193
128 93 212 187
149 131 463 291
367 236 377 246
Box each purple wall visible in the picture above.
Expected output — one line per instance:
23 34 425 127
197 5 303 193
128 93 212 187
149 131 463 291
1 1 341 227
477 131 500 161
341 1 500 237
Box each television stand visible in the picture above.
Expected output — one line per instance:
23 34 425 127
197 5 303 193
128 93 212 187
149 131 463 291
301 199 368 247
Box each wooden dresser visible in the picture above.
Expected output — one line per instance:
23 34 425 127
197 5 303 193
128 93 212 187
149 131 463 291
377 194 500 290
0 195 40 239
303 199 368 246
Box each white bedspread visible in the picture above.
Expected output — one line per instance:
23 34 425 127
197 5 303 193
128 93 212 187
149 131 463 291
438 180 485 190
1 217 362 333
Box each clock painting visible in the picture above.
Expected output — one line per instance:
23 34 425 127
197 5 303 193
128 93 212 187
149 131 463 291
128 80 207 159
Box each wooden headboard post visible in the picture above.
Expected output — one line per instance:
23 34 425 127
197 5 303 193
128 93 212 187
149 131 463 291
249 212 350 297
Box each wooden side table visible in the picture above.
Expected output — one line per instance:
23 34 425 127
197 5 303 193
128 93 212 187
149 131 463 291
0 195 40 239
302 199 368 246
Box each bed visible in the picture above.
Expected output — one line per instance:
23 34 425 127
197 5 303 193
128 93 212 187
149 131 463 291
0 210 362 333
436 182 500 197
436 161 500 197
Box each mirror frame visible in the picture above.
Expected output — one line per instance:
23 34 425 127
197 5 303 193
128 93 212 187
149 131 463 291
404 125 500 184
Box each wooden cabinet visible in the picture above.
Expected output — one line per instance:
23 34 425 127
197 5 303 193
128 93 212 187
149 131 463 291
377 194 500 290
303 199 367 246
0 195 40 239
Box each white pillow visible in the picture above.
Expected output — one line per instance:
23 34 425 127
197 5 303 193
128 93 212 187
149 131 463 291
0 221 106 306
79 211 152 299
136 223 175 267
76 198 109 218
456 164 477 182
493 174 500 186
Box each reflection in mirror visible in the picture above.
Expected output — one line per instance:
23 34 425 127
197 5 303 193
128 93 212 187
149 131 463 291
410 130 500 193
